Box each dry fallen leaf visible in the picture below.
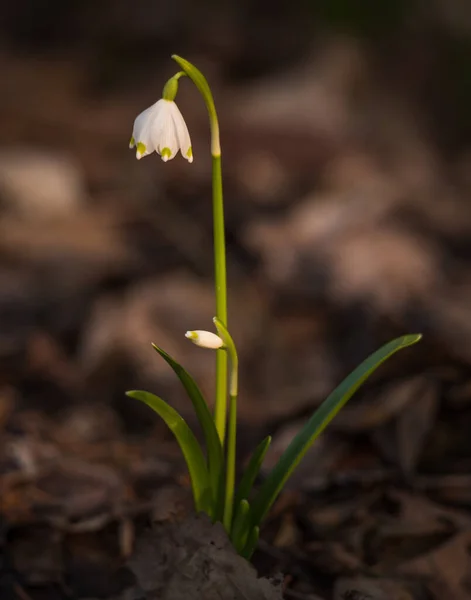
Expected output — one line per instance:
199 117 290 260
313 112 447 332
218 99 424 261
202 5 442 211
398 531 471 600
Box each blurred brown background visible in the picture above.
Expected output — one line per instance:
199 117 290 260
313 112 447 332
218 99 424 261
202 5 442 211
1 1 471 599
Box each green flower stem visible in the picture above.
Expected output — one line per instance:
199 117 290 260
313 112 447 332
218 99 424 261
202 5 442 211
213 155 228 444
224 391 237 530
172 55 227 444
214 318 238 531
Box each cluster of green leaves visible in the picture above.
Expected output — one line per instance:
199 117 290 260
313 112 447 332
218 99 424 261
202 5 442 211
127 333 420 559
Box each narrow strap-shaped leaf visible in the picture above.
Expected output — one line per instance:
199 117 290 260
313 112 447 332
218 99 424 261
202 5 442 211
241 526 260 560
249 334 422 529
231 499 250 553
152 345 224 518
233 436 271 512
126 390 213 516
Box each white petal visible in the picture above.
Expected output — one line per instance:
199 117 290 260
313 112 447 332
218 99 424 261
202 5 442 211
169 102 193 162
131 102 161 158
132 104 154 138
151 100 179 161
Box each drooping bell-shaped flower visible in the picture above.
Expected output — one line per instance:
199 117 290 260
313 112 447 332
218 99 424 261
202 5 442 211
185 330 224 349
129 74 193 163
129 99 193 162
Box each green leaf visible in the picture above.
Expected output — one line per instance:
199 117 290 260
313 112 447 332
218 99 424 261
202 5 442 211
229 437 271 549
241 526 260 560
126 390 213 516
231 499 251 553
233 436 271 512
152 345 225 519
249 334 422 529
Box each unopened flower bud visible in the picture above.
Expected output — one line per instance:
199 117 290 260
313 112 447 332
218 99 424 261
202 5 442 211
185 330 224 349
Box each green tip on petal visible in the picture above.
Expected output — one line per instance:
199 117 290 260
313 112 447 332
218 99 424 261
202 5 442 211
186 146 193 161
185 331 198 340
136 142 147 159
160 147 172 162
129 136 135 149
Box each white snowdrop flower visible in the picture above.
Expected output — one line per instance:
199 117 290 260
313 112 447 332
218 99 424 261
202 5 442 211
129 99 193 163
185 330 224 349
